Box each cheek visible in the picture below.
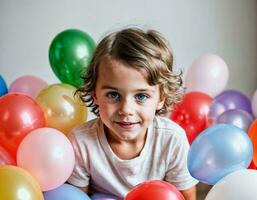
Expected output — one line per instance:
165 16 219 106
98 102 116 116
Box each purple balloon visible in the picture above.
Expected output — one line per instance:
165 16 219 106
91 193 117 200
216 109 254 132
209 90 252 120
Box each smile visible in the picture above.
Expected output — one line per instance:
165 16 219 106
115 121 139 129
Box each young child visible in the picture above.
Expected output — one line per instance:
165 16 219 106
67 27 198 200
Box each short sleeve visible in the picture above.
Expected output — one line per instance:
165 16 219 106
67 130 90 187
164 130 198 190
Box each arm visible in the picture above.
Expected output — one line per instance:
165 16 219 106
180 185 196 200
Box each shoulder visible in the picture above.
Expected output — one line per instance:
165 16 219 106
68 118 101 143
152 116 188 147
153 116 186 137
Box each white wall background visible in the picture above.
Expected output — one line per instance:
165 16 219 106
1 0 256 100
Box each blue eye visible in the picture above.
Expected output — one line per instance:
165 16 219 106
106 91 120 100
135 93 149 102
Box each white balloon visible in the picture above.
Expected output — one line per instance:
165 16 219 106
251 89 257 118
185 54 229 97
205 169 257 200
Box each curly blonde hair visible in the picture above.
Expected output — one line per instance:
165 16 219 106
77 27 184 116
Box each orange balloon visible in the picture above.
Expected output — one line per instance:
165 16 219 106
248 119 257 165
35 83 87 135
0 165 44 200
0 93 45 157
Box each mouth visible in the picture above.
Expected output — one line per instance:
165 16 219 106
115 121 139 129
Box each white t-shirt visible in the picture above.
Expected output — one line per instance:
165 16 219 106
67 116 198 199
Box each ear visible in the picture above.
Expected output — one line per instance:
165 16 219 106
91 91 98 105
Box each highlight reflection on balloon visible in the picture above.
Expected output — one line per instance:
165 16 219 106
0 93 45 157
35 83 87 135
49 29 95 88
0 145 15 166
185 54 229 97
0 165 44 200
188 124 253 185
9 75 47 98
17 127 75 191
205 169 257 200
125 180 184 200
216 109 253 132
209 89 252 120
170 91 212 144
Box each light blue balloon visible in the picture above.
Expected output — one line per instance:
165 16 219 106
0 75 8 96
44 184 91 200
188 124 253 185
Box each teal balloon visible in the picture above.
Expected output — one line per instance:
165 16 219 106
49 29 95 88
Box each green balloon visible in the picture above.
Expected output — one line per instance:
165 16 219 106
49 29 95 88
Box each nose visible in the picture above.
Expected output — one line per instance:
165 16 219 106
118 99 134 116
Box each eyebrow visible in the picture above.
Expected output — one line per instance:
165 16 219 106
101 85 156 93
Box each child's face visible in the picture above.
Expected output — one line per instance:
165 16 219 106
93 58 164 142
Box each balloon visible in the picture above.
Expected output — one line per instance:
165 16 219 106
17 127 75 191
9 75 47 98
209 89 252 120
170 91 212 144
0 75 8 96
124 180 184 200
44 183 91 200
91 193 118 200
205 169 257 200
0 145 15 166
251 89 257 118
185 54 229 97
216 109 254 132
188 124 253 185
0 165 44 200
35 83 87 135
49 29 95 88
248 119 257 166
0 93 45 157
248 160 257 170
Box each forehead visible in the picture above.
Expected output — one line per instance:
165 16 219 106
98 58 147 79
96 58 155 90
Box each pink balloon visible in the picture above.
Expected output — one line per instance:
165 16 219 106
185 54 229 97
17 128 75 191
9 75 47 98
251 89 257 118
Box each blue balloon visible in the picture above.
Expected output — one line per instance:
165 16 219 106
188 124 253 185
44 184 91 200
0 75 8 96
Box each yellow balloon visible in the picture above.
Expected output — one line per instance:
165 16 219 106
35 83 87 135
0 165 44 200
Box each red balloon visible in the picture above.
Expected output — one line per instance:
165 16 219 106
0 144 15 165
170 92 212 144
248 160 257 170
125 180 185 200
0 93 45 157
